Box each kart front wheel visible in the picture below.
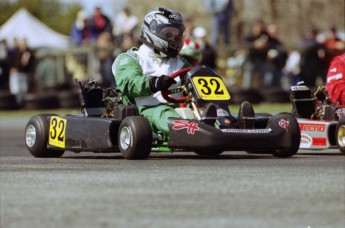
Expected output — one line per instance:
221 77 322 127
271 113 300 158
25 114 65 158
118 116 152 160
336 117 345 155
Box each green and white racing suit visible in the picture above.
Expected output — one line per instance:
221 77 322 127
112 44 190 134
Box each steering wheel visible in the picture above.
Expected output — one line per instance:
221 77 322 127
161 67 193 103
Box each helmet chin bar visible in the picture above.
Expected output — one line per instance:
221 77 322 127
140 35 179 58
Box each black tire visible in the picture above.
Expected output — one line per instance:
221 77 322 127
118 116 152 160
336 117 345 155
0 91 18 110
194 149 223 156
25 114 65 158
23 93 60 110
229 88 263 104
271 113 300 158
261 88 290 103
58 90 80 108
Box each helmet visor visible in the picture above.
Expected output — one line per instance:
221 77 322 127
160 27 184 42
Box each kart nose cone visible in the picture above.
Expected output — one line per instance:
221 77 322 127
337 125 345 147
25 125 37 148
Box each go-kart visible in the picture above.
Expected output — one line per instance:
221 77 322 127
289 83 345 154
25 65 301 159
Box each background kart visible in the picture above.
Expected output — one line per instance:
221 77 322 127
25 66 301 160
289 84 345 154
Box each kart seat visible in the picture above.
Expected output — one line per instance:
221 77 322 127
82 86 106 116
290 85 316 118
201 103 217 125
238 101 255 129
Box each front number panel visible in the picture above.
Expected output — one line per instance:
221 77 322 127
49 116 67 148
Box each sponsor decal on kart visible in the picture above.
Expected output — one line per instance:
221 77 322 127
279 119 290 132
221 128 272 133
299 123 326 132
172 120 199 135
300 133 312 148
217 108 230 117
49 116 67 148
312 138 327 146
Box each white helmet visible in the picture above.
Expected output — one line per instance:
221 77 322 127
141 7 185 58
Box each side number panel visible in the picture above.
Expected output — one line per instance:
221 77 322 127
49 116 67 148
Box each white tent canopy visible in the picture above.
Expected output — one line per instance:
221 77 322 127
0 8 69 49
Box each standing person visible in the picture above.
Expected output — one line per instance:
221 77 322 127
70 10 89 46
193 26 217 70
242 19 270 88
112 7 138 45
112 7 191 134
204 0 233 48
9 38 35 105
326 53 345 105
0 39 10 91
89 6 112 42
298 27 327 88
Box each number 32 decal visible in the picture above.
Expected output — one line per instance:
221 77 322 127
49 116 66 148
192 76 230 100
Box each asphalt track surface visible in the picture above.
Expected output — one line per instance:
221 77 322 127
1 117 345 228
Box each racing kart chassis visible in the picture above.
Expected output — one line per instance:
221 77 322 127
25 65 301 159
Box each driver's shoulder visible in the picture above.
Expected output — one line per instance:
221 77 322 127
114 47 140 67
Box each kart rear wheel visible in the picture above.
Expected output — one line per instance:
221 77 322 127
336 117 345 155
118 116 152 160
271 113 300 158
25 114 65 158
194 149 223 156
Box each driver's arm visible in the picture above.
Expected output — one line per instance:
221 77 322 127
112 53 152 98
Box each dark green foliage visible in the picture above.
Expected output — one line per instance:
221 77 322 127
0 0 82 35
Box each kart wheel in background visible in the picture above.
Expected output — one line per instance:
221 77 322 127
336 117 345 155
23 93 60 110
271 113 300 158
260 88 290 103
58 90 80 108
0 91 18 110
25 114 65 158
118 116 152 160
194 149 223 156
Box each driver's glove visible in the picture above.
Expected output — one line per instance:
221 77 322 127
149 75 176 93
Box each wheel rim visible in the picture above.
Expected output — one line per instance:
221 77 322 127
120 126 132 150
337 125 345 147
25 125 37 148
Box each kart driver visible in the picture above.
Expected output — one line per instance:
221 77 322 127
326 53 345 105
112 7 191 134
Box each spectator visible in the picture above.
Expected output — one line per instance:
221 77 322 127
89 6 112 42
0 39 10 91
8 38 35 104
193 26 217 70
35 50 58 91
263 23 287 88
112 7 138 45
204 0 233 48
298 27 327 88
323 26 345 70
184 16 195 38
326 53 345 105
95 32 116 88
70 10 89 46
242 19 270 88
281 49 302 91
